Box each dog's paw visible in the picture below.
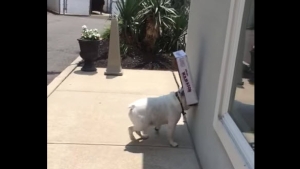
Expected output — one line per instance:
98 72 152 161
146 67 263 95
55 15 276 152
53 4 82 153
141 135 149 140
169 142 179 148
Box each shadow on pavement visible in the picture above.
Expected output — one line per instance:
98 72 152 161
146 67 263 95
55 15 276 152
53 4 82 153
105 75 118 79
124 124 200 169
47 71 61 75
73 70 97 76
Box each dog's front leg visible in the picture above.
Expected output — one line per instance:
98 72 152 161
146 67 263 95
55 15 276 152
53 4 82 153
167 123 178 147
141 128 149 139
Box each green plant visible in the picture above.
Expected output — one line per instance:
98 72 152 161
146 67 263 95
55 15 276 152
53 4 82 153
170 0 189 11
136 0 177 52
110 0 190 55
80 25 101 40
120 41 129 55
99 26 128 55
161 5 189 52
116 0 142 42
100 26 111 40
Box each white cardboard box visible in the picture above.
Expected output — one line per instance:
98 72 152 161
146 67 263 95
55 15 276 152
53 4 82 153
173 50 198 105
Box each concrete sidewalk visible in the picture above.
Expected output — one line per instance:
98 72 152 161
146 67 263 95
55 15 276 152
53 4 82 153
47 67 200 169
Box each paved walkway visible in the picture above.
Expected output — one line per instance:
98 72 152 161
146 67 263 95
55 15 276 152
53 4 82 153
47 67 200 169
47 12 109 85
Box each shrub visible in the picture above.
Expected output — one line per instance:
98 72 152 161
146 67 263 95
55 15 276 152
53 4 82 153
116 0 141 42
100 26 111 40
109 0 190 54
136 0 177 52
158 4 190 52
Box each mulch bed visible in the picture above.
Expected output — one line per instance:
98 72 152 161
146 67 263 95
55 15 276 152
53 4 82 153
78 39 177 71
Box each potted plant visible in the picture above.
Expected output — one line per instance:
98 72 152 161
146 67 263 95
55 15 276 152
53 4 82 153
78 25 101 72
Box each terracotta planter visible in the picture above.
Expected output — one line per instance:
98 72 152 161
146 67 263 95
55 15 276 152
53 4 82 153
77 39 101 72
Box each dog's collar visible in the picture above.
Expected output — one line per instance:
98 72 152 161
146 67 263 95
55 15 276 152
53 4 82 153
175 92 186 116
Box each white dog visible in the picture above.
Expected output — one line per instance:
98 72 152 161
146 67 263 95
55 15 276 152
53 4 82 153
127 88 189 147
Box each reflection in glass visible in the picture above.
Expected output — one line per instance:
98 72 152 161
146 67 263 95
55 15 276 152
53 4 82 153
228 8 254 151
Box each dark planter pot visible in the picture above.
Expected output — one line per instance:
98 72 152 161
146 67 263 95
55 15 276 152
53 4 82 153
77 39 101 72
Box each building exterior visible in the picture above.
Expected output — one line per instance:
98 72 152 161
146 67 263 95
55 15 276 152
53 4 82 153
47 0 92 16
47 0 255 168
185 0 254 169
47 0 116 16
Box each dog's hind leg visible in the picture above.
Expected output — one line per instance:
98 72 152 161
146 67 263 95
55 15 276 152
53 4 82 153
128 107 149 139
128 126 136 141
135 131 143 138
141 128 149 139
135 130 148 140
132 125 149 140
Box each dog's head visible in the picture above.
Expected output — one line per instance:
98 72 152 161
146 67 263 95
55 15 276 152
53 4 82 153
177 88 190 110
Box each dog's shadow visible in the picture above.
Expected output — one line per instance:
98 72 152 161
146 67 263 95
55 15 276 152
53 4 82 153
123 124 198 169
123 140 145 153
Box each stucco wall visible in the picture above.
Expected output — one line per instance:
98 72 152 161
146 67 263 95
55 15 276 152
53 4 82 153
185 0 234 169
47 0 60 14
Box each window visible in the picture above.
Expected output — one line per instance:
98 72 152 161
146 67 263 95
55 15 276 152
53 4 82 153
229 44 254 152
228 5 254 151
213 0 254 169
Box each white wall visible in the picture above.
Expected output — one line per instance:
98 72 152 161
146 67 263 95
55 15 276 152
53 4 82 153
185 0 235 169
47 0 60 14
65 0 90 15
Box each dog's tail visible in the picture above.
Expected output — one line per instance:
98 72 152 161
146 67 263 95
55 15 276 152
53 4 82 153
128 103 135 110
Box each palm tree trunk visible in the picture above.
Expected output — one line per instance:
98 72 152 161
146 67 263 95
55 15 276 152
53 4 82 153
143 17 159 52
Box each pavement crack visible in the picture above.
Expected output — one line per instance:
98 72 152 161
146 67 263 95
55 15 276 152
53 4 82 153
47 142 193 150
54 90 161 96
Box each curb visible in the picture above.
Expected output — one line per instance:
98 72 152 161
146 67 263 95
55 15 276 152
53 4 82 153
47 56 82 98
90 14 110 20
